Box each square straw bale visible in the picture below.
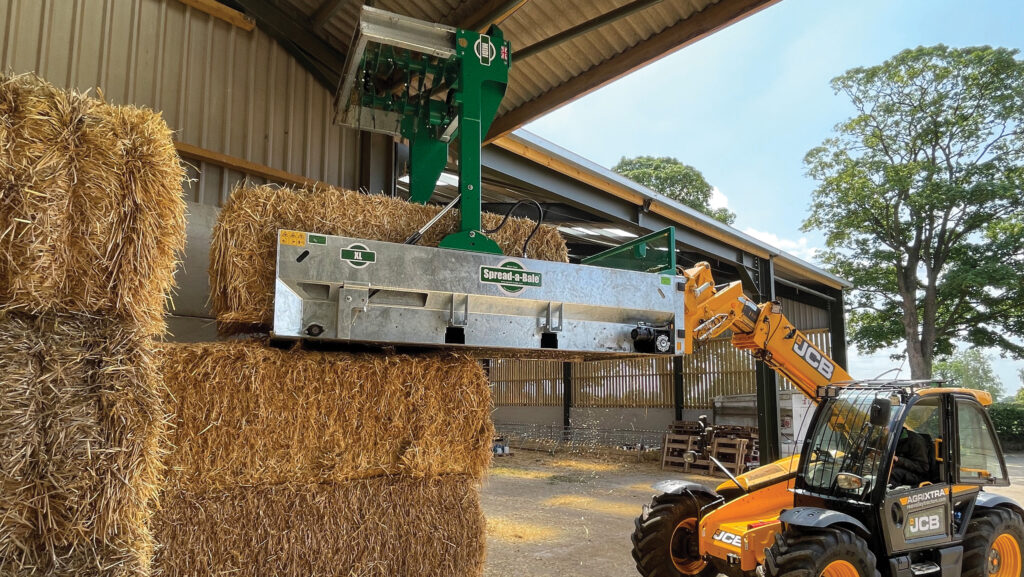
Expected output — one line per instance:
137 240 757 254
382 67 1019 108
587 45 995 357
0 312 164 576
159 340 493 491
0 73 186 335
209 183 569 334
153 476 486 577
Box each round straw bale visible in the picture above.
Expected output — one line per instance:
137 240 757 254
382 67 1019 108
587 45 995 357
159 340 494 490
153 476 486 577
209 183 569 334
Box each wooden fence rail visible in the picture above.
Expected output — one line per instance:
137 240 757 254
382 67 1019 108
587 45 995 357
489 330 832 409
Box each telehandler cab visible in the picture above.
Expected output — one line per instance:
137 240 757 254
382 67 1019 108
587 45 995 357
630 258 1024 577
633 382 1023 577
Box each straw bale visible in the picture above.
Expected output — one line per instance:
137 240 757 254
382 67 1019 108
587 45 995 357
209 183 569 333
0 73 186 335
159 340 493 490
0 312 163 576
153 476 486 577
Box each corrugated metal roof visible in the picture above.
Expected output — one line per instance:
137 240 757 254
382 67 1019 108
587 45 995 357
498 130 853 290
245 0 776 136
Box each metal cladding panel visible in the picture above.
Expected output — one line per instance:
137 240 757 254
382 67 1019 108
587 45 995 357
1 0 361 206
778 296 829 332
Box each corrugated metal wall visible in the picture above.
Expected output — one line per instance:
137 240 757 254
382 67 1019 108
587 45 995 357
778 296 830 331
1 0 361 204
1 0 381 339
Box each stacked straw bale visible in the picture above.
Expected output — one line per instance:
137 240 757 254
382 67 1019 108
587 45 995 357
0 313 164 576
154 341 492 577
210 183 570 334
0 73 186 336
0 74 185 576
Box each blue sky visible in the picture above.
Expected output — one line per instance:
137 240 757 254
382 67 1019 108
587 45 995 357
524 0 1024 394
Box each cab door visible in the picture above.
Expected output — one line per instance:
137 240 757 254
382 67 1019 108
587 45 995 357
880 396 953 554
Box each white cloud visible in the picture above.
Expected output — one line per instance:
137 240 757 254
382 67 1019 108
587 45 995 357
709 186 729 210
742 227 820 262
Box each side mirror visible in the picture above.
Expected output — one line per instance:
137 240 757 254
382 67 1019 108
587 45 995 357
870 397 892 428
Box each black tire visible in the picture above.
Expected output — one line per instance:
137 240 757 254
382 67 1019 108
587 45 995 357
962 507 1024 577
764 526 880 577
631 492 718 577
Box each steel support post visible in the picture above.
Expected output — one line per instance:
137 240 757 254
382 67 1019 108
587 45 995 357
754 256 780 463
828 287 849 370
562 362 573 441
673 356 684 422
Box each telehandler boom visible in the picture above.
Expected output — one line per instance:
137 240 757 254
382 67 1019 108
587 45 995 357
633 264 1023 577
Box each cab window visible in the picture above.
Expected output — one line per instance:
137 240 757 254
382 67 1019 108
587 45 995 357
956 400 1008 485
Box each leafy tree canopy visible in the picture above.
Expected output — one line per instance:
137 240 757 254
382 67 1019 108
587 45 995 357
804 45 1024 378
613 156 736 225
933 348 1004 398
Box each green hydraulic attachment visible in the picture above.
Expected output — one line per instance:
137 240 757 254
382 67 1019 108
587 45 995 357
581 227 677 274
335 6 511 254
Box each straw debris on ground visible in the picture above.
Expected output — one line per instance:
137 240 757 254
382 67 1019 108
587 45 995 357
0 73 186 335
153 476 486 577
159 341 493 490
0 312 164 576
209 183 569 334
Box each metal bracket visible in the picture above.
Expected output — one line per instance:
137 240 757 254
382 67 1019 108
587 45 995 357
543 302 564 332
449 293 469 327
339 282 370 339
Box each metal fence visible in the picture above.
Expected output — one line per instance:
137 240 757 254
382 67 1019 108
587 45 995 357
489 330 832 411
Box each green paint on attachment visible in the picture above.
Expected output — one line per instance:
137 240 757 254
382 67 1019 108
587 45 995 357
661 276 672 286
307 234 327 245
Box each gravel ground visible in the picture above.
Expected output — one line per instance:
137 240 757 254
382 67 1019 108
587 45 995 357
481 451 1024 577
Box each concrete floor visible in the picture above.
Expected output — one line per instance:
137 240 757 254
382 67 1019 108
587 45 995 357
481 451 1024 577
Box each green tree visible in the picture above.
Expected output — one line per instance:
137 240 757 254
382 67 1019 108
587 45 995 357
933 348 1004 398
804 45 1024 379
613 156 736 224
1016 369 1024 404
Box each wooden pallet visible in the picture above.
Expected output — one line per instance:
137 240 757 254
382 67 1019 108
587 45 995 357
661 433 699 472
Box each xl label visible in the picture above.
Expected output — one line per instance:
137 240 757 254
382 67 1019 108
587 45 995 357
340 243 376 268
480 260 542 294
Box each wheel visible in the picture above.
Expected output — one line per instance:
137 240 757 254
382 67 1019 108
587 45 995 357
764 526 880 577
631 492 718 577
962 507 1024 577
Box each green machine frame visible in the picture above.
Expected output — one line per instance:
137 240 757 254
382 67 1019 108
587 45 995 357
336 5 511 253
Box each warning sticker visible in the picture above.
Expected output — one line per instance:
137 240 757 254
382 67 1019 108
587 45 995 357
280 230 306 247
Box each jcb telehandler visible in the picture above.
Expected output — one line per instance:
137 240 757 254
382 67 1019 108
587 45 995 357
632 264 1024 577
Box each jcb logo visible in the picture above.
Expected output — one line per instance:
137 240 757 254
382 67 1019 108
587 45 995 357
793 336 835 379
909 515 941 534
713 530 742 547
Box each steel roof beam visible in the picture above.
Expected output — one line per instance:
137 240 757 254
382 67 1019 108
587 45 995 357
516 0 665 60
311 0 353 31
234 0 345 90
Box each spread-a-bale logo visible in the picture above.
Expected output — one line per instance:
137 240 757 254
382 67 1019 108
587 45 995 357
340 243 376 268
480 260 542 294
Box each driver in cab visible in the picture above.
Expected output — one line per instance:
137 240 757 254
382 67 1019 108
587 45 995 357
890 427 931 487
